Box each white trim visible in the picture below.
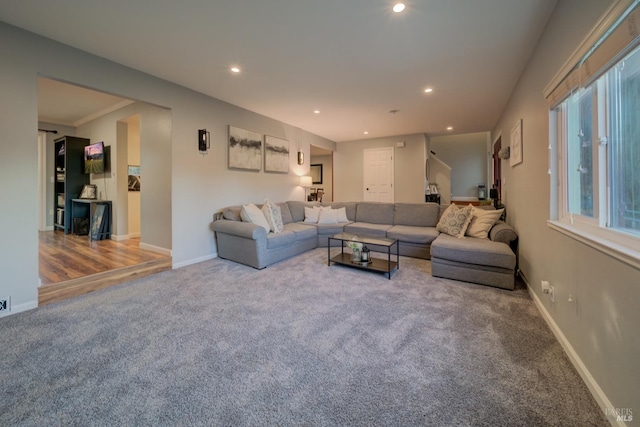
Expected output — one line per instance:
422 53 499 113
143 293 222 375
139 242 172 257
548 220 640 271
172 253 218 269
0 300 38 318
38 131 48 231
524 275 625 427
110 232 141 241
544 0 634 99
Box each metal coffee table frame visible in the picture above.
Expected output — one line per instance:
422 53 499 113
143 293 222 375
327 232 399 279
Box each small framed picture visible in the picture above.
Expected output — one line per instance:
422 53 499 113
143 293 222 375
79 184 97 199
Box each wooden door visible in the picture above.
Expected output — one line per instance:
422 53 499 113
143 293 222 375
493 137 502 201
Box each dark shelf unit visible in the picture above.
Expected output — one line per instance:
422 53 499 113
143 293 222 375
54 136 90 234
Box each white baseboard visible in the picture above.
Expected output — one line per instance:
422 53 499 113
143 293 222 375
0 300 38 318
139 242 172 257
523 274 624 427
110 232 141 241
172 253 218 269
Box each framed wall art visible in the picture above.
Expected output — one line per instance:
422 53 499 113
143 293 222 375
264 135 289 173
510 119 523 167
310 164 323 184
228 125 263 171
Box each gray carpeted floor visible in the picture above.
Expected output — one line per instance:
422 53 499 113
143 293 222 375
1 249 608 426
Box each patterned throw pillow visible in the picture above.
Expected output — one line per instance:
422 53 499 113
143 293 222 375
436 204 473 238
261 199 284 233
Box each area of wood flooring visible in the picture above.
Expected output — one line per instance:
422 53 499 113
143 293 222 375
39 231 172 306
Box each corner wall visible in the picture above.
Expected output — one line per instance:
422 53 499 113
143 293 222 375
430 132 489 199
0 21 335 314
492 0 639 415
334 133 426 203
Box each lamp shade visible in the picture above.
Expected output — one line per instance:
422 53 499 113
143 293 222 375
300 175 313 187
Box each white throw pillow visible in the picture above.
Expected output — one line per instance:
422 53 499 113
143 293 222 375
317 208 339 224
261 199 284 233
334 207 349 223
241 203 270 232
465 206 504 239
304 206 321 223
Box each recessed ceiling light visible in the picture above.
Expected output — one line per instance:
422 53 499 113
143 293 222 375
393 3 406 13
230 66 241 73
424 88 433 93
314 110 320 114
447 126 453 131
364 131 369 135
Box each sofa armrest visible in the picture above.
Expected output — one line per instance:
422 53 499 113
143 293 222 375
489 221 518 246
213 219 267 240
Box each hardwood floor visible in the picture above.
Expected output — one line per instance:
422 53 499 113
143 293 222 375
38 231 171 305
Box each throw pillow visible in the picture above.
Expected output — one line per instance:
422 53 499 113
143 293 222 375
335 207 349 223
317 208 339 224
436 204 473 238
261 199 284 233
304 206 321 223
241 203 270 232
465 206 504 239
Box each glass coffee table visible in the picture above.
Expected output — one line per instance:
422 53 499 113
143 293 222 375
327 233 399 279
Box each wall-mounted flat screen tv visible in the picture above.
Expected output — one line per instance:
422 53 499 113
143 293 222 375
84 142 105 174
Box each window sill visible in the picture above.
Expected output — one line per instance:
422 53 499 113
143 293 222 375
547 220 640 271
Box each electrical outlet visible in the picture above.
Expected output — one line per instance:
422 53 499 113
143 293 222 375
541 280 550 293
549 286 555 303
0 297 10 313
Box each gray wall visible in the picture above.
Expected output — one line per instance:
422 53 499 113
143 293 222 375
430 132 489 199
76 102 172 250
334 133 426 203
493 0 638 414
0 21 335 314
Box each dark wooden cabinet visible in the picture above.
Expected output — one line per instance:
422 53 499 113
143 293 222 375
53 136 90 234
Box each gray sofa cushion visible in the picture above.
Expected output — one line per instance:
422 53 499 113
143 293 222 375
387 225 439 244
283 222 317 240
431 234 515 270
355 202 395 224
267 230 296 249
394 203 440 227
315 222 351 236
277 202 293 224
344 222 393 237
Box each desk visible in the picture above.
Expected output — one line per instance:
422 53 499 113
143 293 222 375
71 199 112 241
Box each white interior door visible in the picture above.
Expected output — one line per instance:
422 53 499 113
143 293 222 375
363 147 394 202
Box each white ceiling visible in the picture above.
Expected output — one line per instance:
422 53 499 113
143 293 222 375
1 0 558 142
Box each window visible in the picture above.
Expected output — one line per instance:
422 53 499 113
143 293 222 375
608 49 640 234
552 45 640 260
549 2 640 263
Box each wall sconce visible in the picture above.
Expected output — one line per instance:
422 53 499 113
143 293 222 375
300 175 312 201
297 150 304 165
198 129 210 154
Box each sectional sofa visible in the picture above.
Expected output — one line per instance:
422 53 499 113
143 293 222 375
213 201 518 290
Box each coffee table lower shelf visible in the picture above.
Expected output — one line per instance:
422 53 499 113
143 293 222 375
329 253 398 279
